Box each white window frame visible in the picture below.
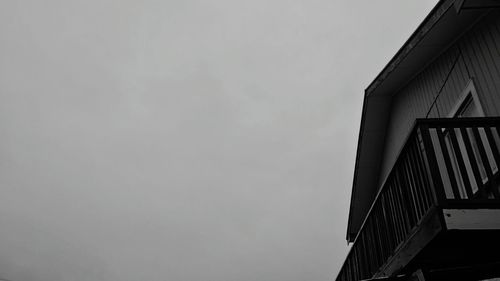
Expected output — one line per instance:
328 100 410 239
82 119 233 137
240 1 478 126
447 79 485 118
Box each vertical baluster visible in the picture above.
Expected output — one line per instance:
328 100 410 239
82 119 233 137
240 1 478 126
448 127 474 198
360 234 369 279
472 127 494 189
484 126 500 170
389 180 405 240
379 197 389 254
382 199 393 259
374 206 385 262
385 184 399 245
379 196 392 258
410 140 431 211
356 246 365 280
413 135 435 209
419 124 447 204
369 210 379 268
483 126 500 198
436 126 461 199
364 230 375 278
404 152 424 220
350 263 354 281
388 184 403 245
352 245 359 281
410 140 428 218
398 159 414 223
374 205 386 265
367 217 379 274
347 256 351 281
460 127 487 198
368 219 377 276
396 166 416 230
386 190 398 248
364 220 372 277
345 258 350 281
362 240 370 280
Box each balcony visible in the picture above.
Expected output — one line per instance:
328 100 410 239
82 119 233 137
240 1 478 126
336 117 500 281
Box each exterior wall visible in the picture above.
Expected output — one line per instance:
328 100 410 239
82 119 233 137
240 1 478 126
378 10 500 186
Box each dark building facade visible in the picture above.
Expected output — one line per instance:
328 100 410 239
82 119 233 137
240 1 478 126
336 1 500 280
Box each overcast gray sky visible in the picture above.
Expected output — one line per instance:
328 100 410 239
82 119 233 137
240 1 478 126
0 1 437 280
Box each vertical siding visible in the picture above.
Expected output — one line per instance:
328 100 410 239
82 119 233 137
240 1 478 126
459 10 500 116
434 49 469 116
378 10 500 186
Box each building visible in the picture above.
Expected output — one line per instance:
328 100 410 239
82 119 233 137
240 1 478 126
336 1 500 280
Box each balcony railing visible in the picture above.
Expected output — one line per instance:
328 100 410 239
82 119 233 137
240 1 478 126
336 117 500 281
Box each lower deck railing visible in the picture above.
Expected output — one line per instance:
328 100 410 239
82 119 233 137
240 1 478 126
336 117 500 281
